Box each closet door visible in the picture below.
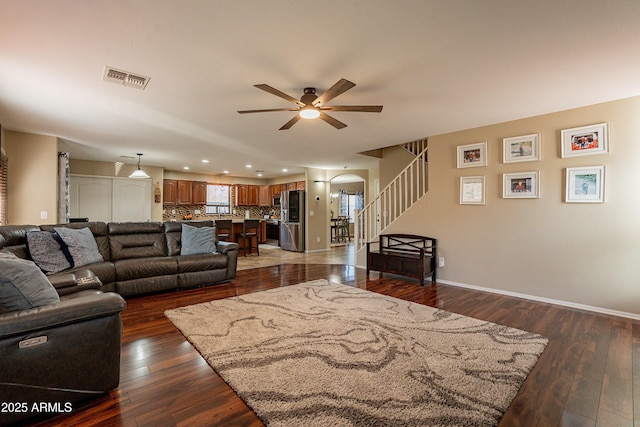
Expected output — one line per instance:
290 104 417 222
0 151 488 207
70 176 112 222
112 179 151 222
70 176 151 223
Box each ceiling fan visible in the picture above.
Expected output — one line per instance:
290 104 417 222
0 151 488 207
237 78 383 130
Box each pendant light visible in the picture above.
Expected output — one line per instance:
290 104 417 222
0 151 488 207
129 153 150 179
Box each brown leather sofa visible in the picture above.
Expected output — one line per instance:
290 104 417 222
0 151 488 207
0 272 126 425
0 220 239 297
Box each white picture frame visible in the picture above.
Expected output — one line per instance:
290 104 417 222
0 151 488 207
561 123 608 158
460 176 486 205
565 166 605 203
503 133 541 163
503 171 540 199
457 142 487 168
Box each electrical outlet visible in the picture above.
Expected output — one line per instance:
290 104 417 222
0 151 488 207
194 209 201 215
40 211 48 220
316 237 321 243
438 257 445 268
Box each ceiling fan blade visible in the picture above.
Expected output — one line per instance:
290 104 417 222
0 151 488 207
254 84 305 107
237 108 299 114
319 112 347 129
279 114 302 130
312 78 356 106
320 105 383 113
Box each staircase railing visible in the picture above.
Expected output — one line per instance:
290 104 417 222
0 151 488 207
355 140 429 251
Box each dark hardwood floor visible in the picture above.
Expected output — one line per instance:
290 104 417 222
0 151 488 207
29 263 638 427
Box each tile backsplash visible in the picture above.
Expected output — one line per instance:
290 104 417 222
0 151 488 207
163 205 279 221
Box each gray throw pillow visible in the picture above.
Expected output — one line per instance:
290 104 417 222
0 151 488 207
0 252 60 313
180 224 218 256
26 230 71 274
54 227 103 267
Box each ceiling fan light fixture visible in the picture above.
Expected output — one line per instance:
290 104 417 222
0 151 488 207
299 107 320 119
129 153 150 179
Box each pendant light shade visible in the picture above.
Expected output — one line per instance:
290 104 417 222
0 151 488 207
129 153 150 179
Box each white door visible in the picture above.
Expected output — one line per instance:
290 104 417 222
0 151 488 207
70 176 112 222
112 179 151 222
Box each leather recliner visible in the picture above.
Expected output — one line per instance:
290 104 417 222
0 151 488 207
0 273 126 425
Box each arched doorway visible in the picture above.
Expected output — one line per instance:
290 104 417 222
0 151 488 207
329 174 364 248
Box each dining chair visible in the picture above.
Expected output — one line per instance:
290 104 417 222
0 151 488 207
214 219 233 242
236 219 260 256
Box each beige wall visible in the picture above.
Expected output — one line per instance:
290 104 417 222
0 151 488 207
378 95 640 317
4 131 58 224
305 168 329 251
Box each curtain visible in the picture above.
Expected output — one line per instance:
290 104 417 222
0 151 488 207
58 152 70 223
0 153 7 225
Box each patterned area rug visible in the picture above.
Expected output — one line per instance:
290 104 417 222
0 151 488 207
165 280 547 426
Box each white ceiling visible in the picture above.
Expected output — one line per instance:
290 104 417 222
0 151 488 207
2 0 640 179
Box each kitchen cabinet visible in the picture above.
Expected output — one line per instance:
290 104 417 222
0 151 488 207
192 181 207 205
295 181 305 190
235 184 259 206
286 182 297 191
163 180 177 205
269 184 281 199
177 180 193 205
163 180 207 205
259 185 270 207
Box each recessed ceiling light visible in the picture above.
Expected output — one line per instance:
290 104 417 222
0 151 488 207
245 164 252 168
282 168 288 172
183 166 190 170
223 170 229 174
201 159 210 163
257 173 263 177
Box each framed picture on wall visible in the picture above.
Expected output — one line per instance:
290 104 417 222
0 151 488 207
561 123 608 157
503 133 540 163
503 171 540 199
460 176 486 205
565 166 605 203
457 142 487 168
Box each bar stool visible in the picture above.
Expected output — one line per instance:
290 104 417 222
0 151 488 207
236 219 260 256
214 219 232 242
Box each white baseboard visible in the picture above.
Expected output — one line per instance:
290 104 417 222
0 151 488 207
357 266 639 320
438 279 640 321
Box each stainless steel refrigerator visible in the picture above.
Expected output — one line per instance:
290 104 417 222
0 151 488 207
279 190 305 252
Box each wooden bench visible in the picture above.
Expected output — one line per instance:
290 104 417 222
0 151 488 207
366 234 437 285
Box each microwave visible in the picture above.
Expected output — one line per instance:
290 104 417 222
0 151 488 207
273 196 281 206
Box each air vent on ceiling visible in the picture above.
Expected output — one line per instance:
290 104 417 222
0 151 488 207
103 66 150 90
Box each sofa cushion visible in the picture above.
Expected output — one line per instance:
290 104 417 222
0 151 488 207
26 231 71 274
41 222 111 262
54 227 104 267
180 224 218 256
0 252 60 313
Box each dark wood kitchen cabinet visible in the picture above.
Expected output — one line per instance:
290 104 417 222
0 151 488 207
177 180 193 205
192 181 207 205
164 180 207 205
235 184 259 206
163 180 178 205
259 185 270 207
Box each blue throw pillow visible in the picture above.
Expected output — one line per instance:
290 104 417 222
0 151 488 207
0 252 60 313
54 227 104 267
26 230 71 274
180 224 218 256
